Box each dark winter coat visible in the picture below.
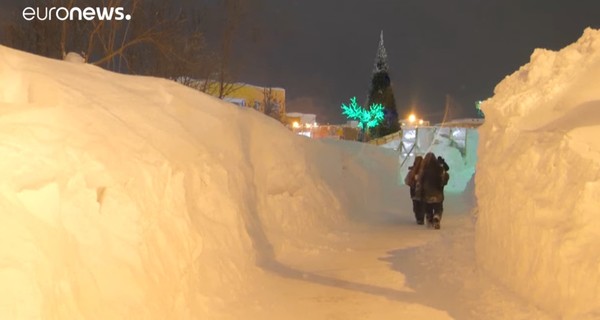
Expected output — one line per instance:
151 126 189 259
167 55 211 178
405 157 423 200
420 154 450 204
405 170 417 198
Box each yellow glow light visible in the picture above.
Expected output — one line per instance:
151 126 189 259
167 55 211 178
408 114 416 123
292 121 300 128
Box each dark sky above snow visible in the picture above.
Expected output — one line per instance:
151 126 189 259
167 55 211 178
241 0 600 123
1 0 600 124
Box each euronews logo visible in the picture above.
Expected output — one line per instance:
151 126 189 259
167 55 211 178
23 5 132 21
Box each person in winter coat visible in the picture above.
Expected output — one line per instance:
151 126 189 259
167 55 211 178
404 156 424 224
437 155 450 214
419 152 450 229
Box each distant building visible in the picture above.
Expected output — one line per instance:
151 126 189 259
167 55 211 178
286 112 316 127
285 112 360 140
285 112 318 137
223 97 247 107
178 78 286 118
223 84 286 117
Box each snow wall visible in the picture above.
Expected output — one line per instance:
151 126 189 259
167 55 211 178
476 28 600 319
0 46 406 319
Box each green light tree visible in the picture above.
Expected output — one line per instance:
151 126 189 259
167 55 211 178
341 97 385 141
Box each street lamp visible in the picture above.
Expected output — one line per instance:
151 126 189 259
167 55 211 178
408 114 416 123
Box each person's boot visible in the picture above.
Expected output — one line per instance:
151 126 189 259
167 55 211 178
433 214 441 230
426 214 434 228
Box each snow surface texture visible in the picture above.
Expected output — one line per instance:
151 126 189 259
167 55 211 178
0 47 440 319
476 27 600 319
0 45 418 318
2 27 598 319
64 52 85 63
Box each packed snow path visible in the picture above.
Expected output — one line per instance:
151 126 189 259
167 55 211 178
227 194 555 320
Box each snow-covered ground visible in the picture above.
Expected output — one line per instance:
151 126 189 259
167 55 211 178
0 27 598 319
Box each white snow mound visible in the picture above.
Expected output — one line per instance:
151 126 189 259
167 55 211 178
476 28 600 319
0 45 407 319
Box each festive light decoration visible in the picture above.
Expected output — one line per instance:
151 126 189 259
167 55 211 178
341 97 385 130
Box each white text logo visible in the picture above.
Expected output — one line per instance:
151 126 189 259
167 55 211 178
23 6 132 21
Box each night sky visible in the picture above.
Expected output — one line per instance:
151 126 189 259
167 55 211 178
239 0 600 124
2 0 600 124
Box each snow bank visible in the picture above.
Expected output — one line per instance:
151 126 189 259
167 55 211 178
476 28 600 319
64 52 85 63
319 139 407 223
0 45 408 319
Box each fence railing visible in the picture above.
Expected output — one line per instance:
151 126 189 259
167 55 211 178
367 131 402 146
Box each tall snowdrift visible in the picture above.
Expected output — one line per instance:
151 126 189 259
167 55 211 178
0 46 407 319
476 28 600 319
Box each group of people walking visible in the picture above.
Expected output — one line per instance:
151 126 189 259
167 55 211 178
404 152 450 229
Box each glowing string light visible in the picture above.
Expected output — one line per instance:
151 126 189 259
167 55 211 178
341 96 385 129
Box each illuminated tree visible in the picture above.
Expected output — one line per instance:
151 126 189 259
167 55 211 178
367 31 400 138
341 97 385 141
